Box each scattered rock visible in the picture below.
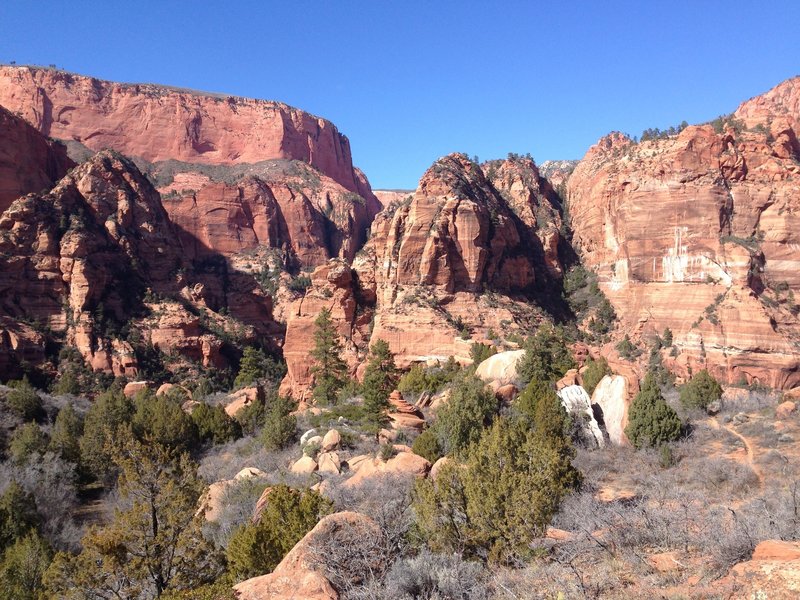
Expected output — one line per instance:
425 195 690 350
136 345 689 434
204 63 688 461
706 400 722 415
344 450 430 488
224 386 264 418
300 429 318 446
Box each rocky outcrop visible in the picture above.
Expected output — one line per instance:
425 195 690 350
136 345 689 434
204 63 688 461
568 77 800 388
344 448 431 488
0 105 73 213
0 65 372 195
0 149 275 378
558 384 605 448
359 154 562 368
591 375 631 446
727 539 800 599
387 390 425 431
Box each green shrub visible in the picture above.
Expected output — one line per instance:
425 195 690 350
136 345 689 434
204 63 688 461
261 396 297 450
411 429 442 463
226 485 332 580
0 482 40 552
679 369 722 410
191 403 241 445
517 324 576 385
79 389 134 482
234 347 285 388
625 374 683 448
132 392 198 452
616 335 641 361
433 372 498 457
469 342 496 367
0 531 52 600
5 380 43 422
581 357 611 395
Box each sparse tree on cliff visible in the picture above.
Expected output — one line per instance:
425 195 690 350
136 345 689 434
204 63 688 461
310 308 348 406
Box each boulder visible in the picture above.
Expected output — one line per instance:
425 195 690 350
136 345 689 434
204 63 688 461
475 350 526 384
300 428 318 446
344 449 430 488
317 452 341 475
291 456 318 475
495 383 518 404
556 369 579 390
387 390 426 431
728 539 800 599
224 386 264 418
430 457 452 481
198 466 266 522
123 381 154 398
252 486 273 523
321 429 341 452
591 375 631 446
558 384 605 448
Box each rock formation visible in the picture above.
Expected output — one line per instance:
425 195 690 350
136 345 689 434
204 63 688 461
0 105 73 213
568 77 800 389
386 390 425 431
356 154 564 369
475 350 526 384
557 384 605 448
590 375 632 446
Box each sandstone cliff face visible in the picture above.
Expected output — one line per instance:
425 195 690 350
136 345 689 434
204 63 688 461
0 105 73 213
356 154 562 369
0 66 371 195
0 66 381 275
568 77 800 388
0 149 274 377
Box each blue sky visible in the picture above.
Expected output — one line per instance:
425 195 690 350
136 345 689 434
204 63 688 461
2 1 799 189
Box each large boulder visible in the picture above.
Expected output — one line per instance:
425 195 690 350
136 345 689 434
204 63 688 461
727 540 800 598
591 375 632 446
344 449 430 488
233 512 378 600
475 350 526 384
558 384 605 448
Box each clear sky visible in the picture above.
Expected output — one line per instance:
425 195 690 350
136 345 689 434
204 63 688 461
2 1 799 189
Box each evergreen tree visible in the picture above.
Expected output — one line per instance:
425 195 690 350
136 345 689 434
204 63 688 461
662 327 674 347
517 324 576 385
625 373 683 448
261 395 297 450
8 423 49 464
310 308 348 406
79 388 134 482
433 372 498 457
361 339 398 421
132 391 198 452
581 357 611 395
234 347 285 388
0 531 52 600
679 368 722 410
191 403 241 445
5 379 44 422
0 482 40 552
49 404 84 464
226 485 332 580
46 430 221 598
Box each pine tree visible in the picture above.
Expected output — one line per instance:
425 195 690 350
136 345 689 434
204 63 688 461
0 531 52 600
261 395 297 450
625 373 683 448
361 339 398 421
79 388 134 482
310 308 348 406
49 404 84 464
45 429 222 598
517 324 576 385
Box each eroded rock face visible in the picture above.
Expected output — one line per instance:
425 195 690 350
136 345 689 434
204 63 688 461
558 384 605 448
0 149 275 377
0 105 73 213
0 66 371 195
591 375 631 446
359 154 563 368
475 350 526 384
568 78 800 388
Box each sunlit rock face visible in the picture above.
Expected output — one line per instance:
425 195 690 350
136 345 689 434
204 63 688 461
567 78 800 389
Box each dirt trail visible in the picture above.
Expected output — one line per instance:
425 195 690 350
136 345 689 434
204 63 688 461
709 417 764 487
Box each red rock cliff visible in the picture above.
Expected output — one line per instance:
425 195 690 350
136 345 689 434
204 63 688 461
568 78 800 388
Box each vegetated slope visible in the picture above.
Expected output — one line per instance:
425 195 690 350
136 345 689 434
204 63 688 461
567 77 800 389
